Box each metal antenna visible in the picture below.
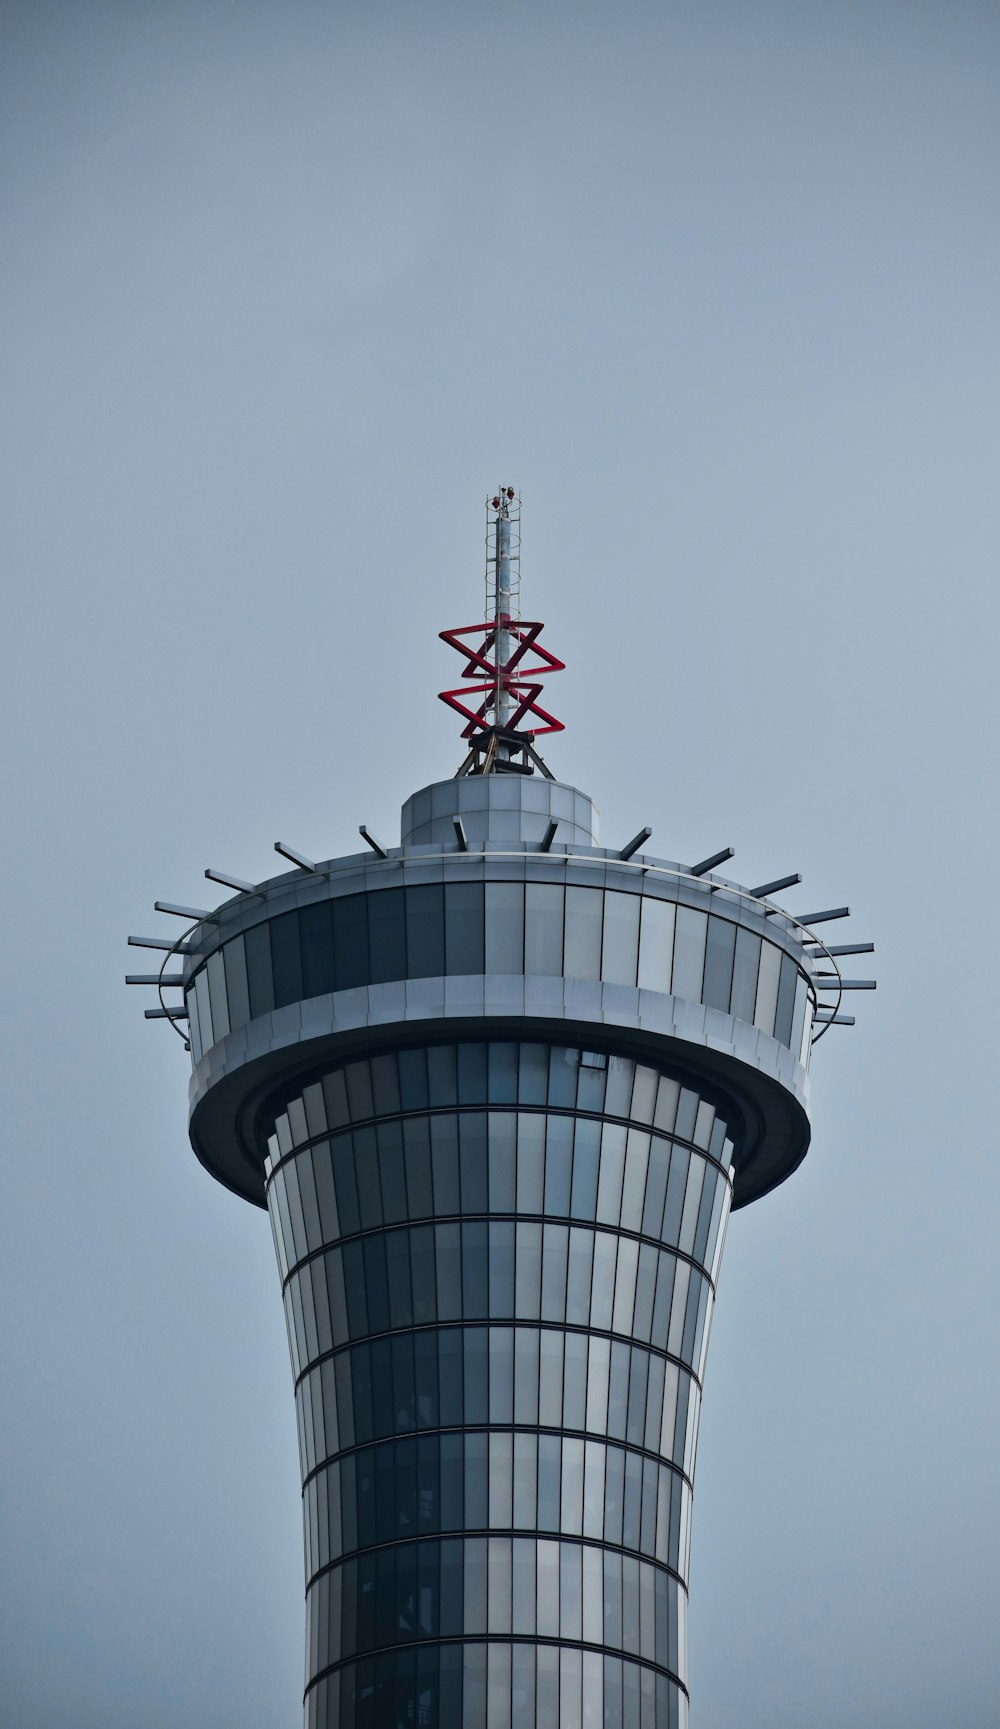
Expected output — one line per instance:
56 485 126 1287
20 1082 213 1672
491 488 517 741
439 488 565 775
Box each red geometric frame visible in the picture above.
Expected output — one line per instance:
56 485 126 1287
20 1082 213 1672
439 619 565 738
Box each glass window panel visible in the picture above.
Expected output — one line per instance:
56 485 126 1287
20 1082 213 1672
489 1326 514 1424
206 949 229 1042
385 1229 412 1328
791 972 809 1062
540 1223 569 1322
462 1222 489 1318
445 882 485 974
427 1044 457 1106
702 917 736 1013
514 1222 542 1319
353 1125 382 1229
332 894 369 991
513 1434 537 1528
632 1244 658 1343
548 1044 578 1110
590 1234 616 1331
537 1433 561 1527
565 1228 595 1326
404 1118 433 1218
243 921 274 1019
367 888 406 985
604 1056 634 1120
661 1147 690 1246
518 1043 549 1106
730 926 761 1023
754 940 782 1034
595 1124 627 1226
560 1543 583 1640
678 1159 705 1257
774 952 798 1047
671 907 707 1001
457 1043 488 1105
630 1065 657 1126
620 1129 650 1233
435 1223 462 1320
438 1335 463 1428
299 901 335 999
637 897 675 993
431 1115 460 1215
269 910 302 1010
569 1118 600 1220
601 891 641 987
487 1112 516 1212
513 1328 540 1425
406 883 445 979
345 1059 374 1122
484 883 523 974
523 882 564 975
322 1066 350 1130
641 1138 670 1239
460 1113 488 1211
511 1536 537 1636
538 1331 564 1427
564 886 603 979
377 1122 407 1223
397 1047 428 1110
410 1225 436 1325
544 1116 573 1216
487 1040 518 1103
612 1236 639 1334
653 1075 679 1135
222 936 251 1031
489 1432 514 1527
563 1330 588 1430
332 1137 360 1235
674 1087 699 1143
194 966 213 1053
186 982 202 1059
516 1113 545 1213
586 1334 610 1432
465 1330 489 1423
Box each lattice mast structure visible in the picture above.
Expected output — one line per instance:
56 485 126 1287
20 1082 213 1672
128 491 873 1729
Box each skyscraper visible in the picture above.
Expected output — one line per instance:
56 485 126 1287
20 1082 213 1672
128 491 872 1728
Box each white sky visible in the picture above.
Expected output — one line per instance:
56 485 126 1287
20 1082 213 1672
3 3 999 1725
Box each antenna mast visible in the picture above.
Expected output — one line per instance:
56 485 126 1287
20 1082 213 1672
439 488 566 776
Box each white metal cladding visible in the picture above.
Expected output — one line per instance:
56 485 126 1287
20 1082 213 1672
401 775 599 849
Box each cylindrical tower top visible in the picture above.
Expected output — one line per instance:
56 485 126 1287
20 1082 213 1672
401 774 599 850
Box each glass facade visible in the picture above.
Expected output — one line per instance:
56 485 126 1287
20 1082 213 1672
264 1041 735 1729
187 881 813 1064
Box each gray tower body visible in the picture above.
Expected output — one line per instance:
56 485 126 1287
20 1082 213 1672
181 774 819 1729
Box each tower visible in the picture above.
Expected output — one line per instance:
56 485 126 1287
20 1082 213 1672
128 491 873 1728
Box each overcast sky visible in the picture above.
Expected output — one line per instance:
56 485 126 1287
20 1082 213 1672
3 3 999 1726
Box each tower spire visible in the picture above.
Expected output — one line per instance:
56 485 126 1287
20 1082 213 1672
438 487 565 776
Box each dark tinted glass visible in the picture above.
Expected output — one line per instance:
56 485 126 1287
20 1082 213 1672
368 888 405 985
270 910 303 1009
244 919 274 1018
445 882 485 974
774 951 798 1046
406 883 445 977
332 894 369 990
299 900 335 998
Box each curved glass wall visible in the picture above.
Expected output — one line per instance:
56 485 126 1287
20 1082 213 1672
186 882 813 1064
264 1041 736 1729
